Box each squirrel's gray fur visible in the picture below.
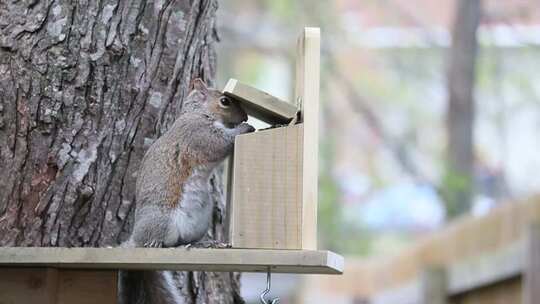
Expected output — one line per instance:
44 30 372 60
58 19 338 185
119 79 254 304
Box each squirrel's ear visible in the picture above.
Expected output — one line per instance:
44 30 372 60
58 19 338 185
190 78 208 93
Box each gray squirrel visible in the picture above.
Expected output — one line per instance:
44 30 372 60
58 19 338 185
119 78 254 304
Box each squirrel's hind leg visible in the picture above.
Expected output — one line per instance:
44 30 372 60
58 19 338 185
131 205 171 248
145 240 164 248
184 239 231 249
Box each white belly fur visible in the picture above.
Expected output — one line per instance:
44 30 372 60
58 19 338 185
165 162 217 245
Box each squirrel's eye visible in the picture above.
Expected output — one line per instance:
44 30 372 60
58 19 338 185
219 96 231 107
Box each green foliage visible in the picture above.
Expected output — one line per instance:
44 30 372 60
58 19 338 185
234 52 265 84
318 138 374 255
441 167 473 218
318 137 341 251
262 0 297 23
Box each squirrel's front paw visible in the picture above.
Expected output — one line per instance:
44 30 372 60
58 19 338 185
238 123 255 134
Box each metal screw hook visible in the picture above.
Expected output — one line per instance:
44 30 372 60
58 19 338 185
260 268 279 304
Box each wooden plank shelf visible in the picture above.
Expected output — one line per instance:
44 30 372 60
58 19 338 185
0 247 344 274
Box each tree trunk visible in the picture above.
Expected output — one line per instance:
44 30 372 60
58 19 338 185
444 0 481 218
0 0 242 302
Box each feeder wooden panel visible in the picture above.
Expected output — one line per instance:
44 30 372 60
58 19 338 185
227 27 320 250
230 124 303 249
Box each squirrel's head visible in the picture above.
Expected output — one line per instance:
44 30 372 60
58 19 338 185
183 78 248 127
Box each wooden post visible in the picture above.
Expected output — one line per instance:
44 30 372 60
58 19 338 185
523 223 540 304
420 267 447 304
295 27 320 250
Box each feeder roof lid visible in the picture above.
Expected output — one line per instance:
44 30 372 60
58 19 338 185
223 79 299 125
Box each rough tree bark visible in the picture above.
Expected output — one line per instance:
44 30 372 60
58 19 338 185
0 0 242 302
444 0 481 218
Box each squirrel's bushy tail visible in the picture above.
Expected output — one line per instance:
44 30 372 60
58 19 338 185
118 240 184 304
118 270 184 304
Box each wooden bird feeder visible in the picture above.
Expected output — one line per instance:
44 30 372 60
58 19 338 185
224 27 321 250
0 28 343 304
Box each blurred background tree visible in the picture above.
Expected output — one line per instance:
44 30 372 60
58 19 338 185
443 0 481 218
